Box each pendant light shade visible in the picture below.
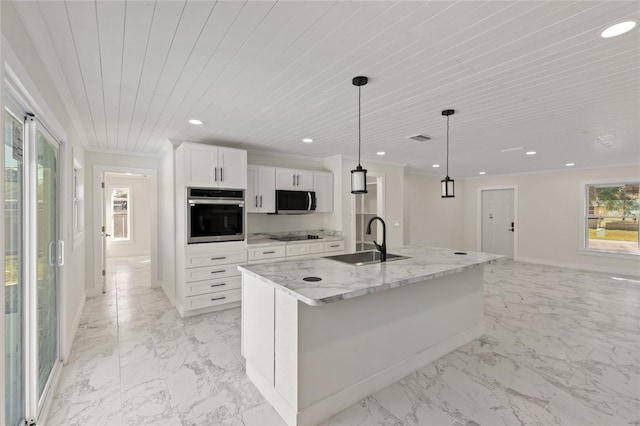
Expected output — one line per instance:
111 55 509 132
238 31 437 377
351 76 368 194
441 109 455 198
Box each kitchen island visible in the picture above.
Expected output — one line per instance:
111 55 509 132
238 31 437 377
238 246 502 426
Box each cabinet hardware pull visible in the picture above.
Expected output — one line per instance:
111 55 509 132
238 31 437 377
292 175 295 186
210 283 226 287
210 257 226 260
297 175 300 186
259 195 262 207
211 296 226 301
330 244 339 248
210 270 226 274
263 251 275 254
214 167 218 182
255 196 258 207
221 167 223 181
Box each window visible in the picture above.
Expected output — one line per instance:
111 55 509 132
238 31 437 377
585 182 639 255
72 157 84 242
110 187 131 241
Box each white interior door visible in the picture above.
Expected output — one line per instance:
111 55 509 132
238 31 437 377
100 174 108 293
481 189 515 257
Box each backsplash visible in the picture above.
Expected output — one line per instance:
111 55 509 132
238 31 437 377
248 229 342 241
246 213 325 234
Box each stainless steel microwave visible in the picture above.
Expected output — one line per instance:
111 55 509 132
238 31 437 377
187 188 245 243
274 190 316 214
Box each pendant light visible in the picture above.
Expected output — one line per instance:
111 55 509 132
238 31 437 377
441 109 455 198
351 76 368 194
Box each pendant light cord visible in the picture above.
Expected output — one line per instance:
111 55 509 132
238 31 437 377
358 86 362 166
445 115 450 178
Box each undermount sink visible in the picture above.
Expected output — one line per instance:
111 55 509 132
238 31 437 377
325 251 410 266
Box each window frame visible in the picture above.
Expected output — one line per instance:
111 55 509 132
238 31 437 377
579 179 639 259
108 185 133 243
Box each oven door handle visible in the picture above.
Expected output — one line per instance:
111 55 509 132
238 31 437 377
189 199 245 206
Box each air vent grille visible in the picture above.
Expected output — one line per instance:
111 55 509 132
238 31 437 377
408 134 432 142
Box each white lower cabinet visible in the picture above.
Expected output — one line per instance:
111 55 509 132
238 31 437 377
180 248 247 315
247 240 344 265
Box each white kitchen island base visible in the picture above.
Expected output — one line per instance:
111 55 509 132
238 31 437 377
241 266 485 426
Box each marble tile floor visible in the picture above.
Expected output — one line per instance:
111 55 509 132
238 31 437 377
44 256 639 426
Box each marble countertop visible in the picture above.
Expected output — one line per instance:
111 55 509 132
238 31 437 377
238 246 503 306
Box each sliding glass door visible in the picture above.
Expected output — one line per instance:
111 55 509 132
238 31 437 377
4 91 62 424
4 106 25 426
33 122 60 405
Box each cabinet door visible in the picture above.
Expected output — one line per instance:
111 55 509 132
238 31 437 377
313 171 333 212
258 166 276 213
296 170 314 191
275 168 297 190
185 144 218 187
218 147 247 189
246 165 259 212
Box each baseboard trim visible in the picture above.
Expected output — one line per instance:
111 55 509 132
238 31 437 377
161 282 178 308
63 293 86 361
515 256 640 277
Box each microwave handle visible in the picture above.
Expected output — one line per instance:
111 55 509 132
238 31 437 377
307 192 312 210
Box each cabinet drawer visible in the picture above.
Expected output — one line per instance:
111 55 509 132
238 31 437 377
248 246 286 261
324 241 344 252
186 288 241 310
286 242 324 258
186 264 241 283
186 251 247 268
185 277 242 297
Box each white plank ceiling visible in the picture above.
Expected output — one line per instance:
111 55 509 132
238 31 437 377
19 1 640 176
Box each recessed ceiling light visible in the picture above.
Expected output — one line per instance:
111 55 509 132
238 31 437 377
376 151 386 156
601 21 637 38
189 119 203 125
302 138 313 143
432 164 440 168
526 151 536 155
566 163 575 167
478 172 486 175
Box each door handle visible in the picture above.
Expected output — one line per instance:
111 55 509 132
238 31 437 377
292 175 295 186
297 175 300 186
255 196 258 208
57 240 65 267
307 192 312 210
48 241 55 266
220 167 223 182
259 195 262 207
214 167 218 182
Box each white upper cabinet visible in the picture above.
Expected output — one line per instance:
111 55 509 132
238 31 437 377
314 171 334 212
182 143 247 189
275 168 314 191
247 165 276 213
218 147 247 189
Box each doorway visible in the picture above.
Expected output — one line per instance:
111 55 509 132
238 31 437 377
93 166 158 294
480 188 516 257
353 173 385 252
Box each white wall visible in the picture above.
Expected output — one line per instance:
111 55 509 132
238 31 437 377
158 146 176 301
85 151 160 295
105 175 151 258
247 152 332 234
2 0 88 371
403 173 466 249
463 165 640 276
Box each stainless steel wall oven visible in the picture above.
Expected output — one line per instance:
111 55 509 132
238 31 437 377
187 188 245 243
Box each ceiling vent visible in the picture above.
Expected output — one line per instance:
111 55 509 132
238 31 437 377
408 134 432 142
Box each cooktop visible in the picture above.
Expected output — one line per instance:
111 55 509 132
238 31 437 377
270 234 322 242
